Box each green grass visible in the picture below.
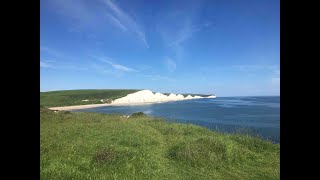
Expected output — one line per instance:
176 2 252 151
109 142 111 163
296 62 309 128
40 89 140 107
40 107 280 179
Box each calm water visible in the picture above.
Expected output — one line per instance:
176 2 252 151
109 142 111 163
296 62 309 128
73 96 280 143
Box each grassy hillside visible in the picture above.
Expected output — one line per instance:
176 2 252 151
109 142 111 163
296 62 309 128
40 89 140 107
40 107 280 179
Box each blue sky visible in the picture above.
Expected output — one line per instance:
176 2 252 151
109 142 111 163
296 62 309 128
40 0 280 96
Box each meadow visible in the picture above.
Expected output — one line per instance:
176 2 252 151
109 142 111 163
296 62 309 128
40 89 139 107
40 107 280 179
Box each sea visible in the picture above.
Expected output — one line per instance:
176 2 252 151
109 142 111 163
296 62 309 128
73 96 280 143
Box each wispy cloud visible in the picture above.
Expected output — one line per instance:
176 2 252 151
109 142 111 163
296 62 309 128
44 60 56 63
151 75 175 82
164 58 177 72
157 5 210 72
170 22 198 47
48 0 97 27
106 14 128 32
139 74 176 82
271 68 280 86
167 22 200 62
158 21 196 61
40 61 52 68
59 64 89 71
203 22 212 27
102 0 149 48
48 0 148 48
104 60 138 72
94 56 138 72
40 46 78 65
40 59 89 71
40 46 63 57
271 77 280 84
90 63 122 77
137 64 152 71
231 65 279 72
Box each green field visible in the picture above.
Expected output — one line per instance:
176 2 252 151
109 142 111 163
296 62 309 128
40 107 280 179
40 89 140 107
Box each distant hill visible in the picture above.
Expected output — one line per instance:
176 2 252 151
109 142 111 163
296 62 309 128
40 89 140 107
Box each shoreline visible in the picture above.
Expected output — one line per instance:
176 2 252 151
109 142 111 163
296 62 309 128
49 101 171 111
49 95 217 111
47 90 217 111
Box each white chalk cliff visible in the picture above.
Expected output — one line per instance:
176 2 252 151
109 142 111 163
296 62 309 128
112 90 216 104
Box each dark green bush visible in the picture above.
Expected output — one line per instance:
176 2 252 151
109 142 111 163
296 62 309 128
131 112 146 118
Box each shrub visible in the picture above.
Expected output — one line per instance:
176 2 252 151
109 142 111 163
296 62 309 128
93 148 117 164
131 112 146 118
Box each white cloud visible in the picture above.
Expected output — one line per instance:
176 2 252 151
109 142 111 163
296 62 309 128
44 60 56 63
90 63 121 77
106 14 128 32
203 22 212 27
48 0 97 27
271 69 280 88
139 74 175 82
170 23 196 47
48 0 148 48
40 46 63 57
165 58 177 72
151 75 175 82
137 64 152 71
157 3 210 61
97 58 138 72
58 64 89 71
40 46 79 67
169 23 198 61
106 61 137 72
232 65 278 72
271 77 280 84
269 67 280 94
40 58 90 71
102 0 149 48
40 61 52 68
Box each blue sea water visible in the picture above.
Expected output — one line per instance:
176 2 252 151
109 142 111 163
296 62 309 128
73 96 280 143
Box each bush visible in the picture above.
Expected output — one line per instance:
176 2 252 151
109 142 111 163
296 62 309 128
131 112 146 118
40 106 52 113
93 148 118 164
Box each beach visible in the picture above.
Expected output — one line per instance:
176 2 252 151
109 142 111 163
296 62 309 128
49 101 165 111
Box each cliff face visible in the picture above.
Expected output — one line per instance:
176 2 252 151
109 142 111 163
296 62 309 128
112 90 216 104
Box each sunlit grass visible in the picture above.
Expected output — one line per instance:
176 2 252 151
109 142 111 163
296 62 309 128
40 107 279 179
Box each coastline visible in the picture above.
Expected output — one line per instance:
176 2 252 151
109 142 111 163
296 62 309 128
47 90 216 111
49 101 170 111
49 103 113 111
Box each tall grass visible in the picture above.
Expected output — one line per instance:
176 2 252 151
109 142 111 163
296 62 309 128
40 107 279 179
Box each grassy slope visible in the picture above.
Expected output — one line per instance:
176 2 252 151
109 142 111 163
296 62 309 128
40 89 140 107
40 108 280 180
